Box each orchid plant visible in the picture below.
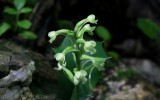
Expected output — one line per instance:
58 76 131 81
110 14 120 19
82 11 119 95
48 14 108 100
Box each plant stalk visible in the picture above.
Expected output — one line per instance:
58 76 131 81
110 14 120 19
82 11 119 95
76 85 79 100
75 41 82 100
15 12 20 32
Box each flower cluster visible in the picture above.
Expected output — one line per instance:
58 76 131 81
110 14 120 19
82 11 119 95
48 14 107 86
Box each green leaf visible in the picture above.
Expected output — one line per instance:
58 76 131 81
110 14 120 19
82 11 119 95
53 36 75 100
92 41 107 58
20 7 32 13
107 51 120 60
14 0 26 10
71 66 103 100
53 37 108 100
137 18 160 39
4 7 17 15
19 31 37 40
17 20 31 29
63 67 74 82
0 22 10 36
95 25 111 41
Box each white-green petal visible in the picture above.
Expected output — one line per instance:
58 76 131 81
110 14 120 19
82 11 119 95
87 14 98 24
74 76 80 85
55 62 66 71
84 24 91 31
80 70 87 76
48 31 56 37
87 15 95 21
91 57 106 71
73 70 88 85
90 40 96 47
56 63 63 70
77 24 96 38
82 77 87 84
84 40 96 54
75 71 81 79
90 48 96 54
54 53 65 62
49 38 54 43
48 31 57 43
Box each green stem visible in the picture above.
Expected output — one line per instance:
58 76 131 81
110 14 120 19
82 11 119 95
75 40 82 70
15 12 20 32
75 51 81 70
76 85 79 100
74 38 82 100
74 52 80 100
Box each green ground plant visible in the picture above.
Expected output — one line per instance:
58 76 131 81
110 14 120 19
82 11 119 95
48 14 109 100
0 0 37 40
137 18 160 42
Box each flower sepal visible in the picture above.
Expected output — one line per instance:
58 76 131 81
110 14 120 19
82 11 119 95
77 24 96 38
54 62 66 71
81 55 107 71
91 57 106 71
73 70 88 85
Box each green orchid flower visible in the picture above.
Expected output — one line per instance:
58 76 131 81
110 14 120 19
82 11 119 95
84 40 96 54
48 29 74 43
77 39 96 54
54 53 65 62
91 57 106 71
77 24 96 38
81 55 106 71
48 31 57 43
87 14 98 24
55 62 66 71
74 14 98 32
73 70 87 85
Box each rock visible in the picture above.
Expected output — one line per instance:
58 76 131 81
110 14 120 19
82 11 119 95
0 40 57 99
123 58 160 85
90 59 160 100
0 59 35 100
106 83 155 100
91 79 157 100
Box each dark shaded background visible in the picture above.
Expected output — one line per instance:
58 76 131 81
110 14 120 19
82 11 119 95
1 0 160 63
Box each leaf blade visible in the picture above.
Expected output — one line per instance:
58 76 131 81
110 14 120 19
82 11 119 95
0 22 10 36
20 7 32 13
137 18 159 39
14 0 26 10
19 31 37 40
3 7 17 15
17 20 32 29
95 25 111 41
